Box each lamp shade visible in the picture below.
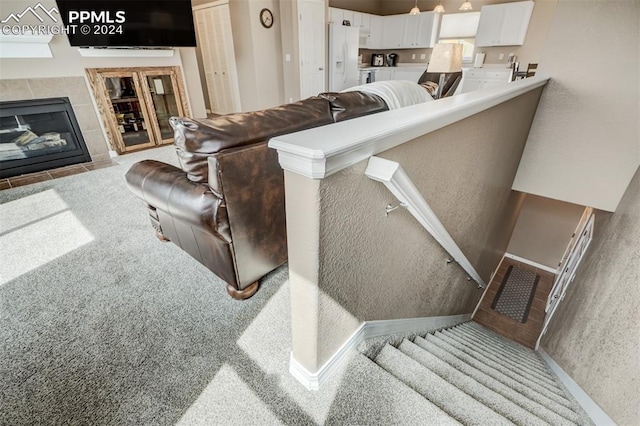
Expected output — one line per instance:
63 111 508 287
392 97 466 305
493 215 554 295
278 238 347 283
434 3 445 13
459 1 473 10
427 43 463 73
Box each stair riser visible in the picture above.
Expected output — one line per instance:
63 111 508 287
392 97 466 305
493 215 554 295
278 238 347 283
458 324 545 365
375 345 513 426
461 323 546 361
399 340 550 426
426 333 575 410
455 324 547 365
438 331 565 396
446 329 556 381
413 336 579 425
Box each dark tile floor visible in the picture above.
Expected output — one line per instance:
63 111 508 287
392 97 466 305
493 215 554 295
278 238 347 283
0 159 115 190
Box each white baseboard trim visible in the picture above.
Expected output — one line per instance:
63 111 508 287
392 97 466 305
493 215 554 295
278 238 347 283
289 313 471 390
505 253 557 274
538 349 616 425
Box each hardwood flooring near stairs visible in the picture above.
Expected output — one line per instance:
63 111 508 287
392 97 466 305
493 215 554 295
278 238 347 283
473 258 554 349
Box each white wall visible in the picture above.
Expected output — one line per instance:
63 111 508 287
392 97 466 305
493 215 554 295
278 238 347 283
506 194 585 269
228 0 285 111
0 0 208 119
512 0 640 212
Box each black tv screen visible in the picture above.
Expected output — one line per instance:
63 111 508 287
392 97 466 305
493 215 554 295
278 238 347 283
56 1 196 47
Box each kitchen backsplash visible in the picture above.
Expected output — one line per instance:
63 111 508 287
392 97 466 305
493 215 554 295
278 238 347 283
359 48 432 65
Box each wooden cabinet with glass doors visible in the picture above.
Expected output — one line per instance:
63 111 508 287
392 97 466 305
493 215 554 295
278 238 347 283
87 67 190 154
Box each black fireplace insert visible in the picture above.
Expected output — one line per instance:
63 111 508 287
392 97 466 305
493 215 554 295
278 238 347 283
0 97 92 179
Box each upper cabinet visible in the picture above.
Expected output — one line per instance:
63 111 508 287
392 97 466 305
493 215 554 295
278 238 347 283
403 13 440 48
475 1 534 47
382 14 406 49
329 7 440 50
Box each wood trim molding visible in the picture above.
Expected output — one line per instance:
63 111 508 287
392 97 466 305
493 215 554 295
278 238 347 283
290 314 471 390
538 349 616 425
269 74 550 179
365 156 486 288
504 253 557 274
86 66 190 154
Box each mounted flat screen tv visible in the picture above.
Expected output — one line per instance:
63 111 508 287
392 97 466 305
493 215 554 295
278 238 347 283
56 1 196 47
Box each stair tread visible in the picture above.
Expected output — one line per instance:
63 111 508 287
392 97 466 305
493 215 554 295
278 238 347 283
456 323 548 365
398 339 551 426
446 328 557 381
414 336 581 425
461 323 545 362
436 331 567 398
375 345 515 426
326 353 463 425
425 333 576 411
464 322 545 357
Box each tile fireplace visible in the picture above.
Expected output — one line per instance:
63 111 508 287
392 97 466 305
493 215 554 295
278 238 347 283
0 97 91 179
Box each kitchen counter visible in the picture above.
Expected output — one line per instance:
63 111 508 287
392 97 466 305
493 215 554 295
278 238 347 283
359 63 428 69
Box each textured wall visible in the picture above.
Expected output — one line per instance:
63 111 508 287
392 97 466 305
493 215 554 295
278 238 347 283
286 88 544 370
507 194 585 268
512 0 640 212
541 168 640 425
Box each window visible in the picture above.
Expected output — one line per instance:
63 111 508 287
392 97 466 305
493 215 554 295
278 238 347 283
438 12 481 63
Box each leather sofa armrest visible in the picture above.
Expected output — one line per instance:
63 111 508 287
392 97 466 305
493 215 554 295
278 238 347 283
125 160 231 242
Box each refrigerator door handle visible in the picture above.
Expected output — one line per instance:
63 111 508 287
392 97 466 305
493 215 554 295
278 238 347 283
343 43 348 86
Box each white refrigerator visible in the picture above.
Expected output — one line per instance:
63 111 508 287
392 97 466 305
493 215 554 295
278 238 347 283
328 24 360 92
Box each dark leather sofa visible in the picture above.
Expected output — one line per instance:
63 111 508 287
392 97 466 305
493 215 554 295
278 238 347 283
125 92 388 300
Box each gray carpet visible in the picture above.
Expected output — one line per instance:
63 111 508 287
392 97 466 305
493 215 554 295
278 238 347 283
0 147 595 425
0 147 412 426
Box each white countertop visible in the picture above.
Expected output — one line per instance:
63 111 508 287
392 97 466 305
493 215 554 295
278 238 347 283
359 63 427 70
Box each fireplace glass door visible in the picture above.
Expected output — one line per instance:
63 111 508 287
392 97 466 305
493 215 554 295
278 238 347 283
0 98 91 178
88 67 190 154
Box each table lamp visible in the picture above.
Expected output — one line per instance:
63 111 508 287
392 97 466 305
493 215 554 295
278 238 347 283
427 43 463 99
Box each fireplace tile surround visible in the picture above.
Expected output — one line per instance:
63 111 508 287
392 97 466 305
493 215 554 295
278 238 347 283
0 77 110 169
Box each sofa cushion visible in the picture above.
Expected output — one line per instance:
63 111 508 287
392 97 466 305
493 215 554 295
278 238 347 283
319 91 389 122
171 97 334 183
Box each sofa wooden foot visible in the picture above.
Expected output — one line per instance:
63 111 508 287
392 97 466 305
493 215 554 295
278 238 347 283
226 281 259 300
156 231 170 242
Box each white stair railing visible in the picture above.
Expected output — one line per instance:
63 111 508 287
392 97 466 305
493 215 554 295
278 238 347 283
365 156 486 288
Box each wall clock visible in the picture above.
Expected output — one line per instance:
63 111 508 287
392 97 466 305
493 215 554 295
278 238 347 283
260 8 274 29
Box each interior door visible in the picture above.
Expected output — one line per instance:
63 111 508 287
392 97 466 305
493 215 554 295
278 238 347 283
298 0 326 99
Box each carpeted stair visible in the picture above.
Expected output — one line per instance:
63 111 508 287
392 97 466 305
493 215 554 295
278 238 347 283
369 321 594 425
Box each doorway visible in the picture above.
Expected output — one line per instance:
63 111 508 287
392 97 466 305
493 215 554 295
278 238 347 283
298 0 326 98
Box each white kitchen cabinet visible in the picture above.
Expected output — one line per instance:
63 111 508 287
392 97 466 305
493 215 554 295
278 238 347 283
342 10 355 26
391 68 425 82
402 15 421 48
475 1 534 47
382 15 405 49
368 67 425 83
375 68 392 81
328 7 342 25
402 13 439 48
369 15 383 48
459 68 513 93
